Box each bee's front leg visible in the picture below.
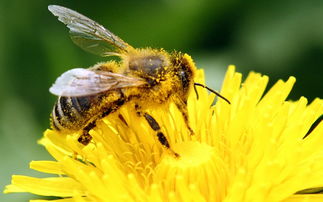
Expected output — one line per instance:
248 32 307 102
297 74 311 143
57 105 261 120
173 98 194 136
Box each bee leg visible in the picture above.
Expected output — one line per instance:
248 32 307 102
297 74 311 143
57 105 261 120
78 121 96 145
174 99 194 135
136 109 178 157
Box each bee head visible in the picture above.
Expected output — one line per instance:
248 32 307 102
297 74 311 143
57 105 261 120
172 53 196 94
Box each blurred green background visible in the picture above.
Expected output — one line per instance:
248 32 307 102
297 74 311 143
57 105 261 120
1 0 322 201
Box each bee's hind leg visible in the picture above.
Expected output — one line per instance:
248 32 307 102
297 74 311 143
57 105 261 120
78 121 96 145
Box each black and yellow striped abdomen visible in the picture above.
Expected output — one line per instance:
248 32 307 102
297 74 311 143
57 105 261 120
51 96 95 131
51 90 126 133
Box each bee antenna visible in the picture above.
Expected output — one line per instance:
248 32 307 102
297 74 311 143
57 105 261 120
194 83 231 104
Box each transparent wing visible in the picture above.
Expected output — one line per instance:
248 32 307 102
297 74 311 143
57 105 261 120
49 68 146 97
48 5 134 56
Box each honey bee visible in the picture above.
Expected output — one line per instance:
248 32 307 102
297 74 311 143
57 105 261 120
48 5 230 153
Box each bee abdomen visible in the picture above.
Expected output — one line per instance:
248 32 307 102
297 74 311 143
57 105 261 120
51 96 92 131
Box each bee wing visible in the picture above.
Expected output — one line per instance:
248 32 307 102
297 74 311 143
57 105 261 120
50 68 146 97
48 5 133 56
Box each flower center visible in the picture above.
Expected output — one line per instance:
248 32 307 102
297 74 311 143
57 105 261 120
174 141 215 166
154 141 226 200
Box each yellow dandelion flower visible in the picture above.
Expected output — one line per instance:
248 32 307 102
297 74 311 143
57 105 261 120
4 65 323 202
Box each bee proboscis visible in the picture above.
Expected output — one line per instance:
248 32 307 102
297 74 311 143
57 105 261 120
48 5 229 155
